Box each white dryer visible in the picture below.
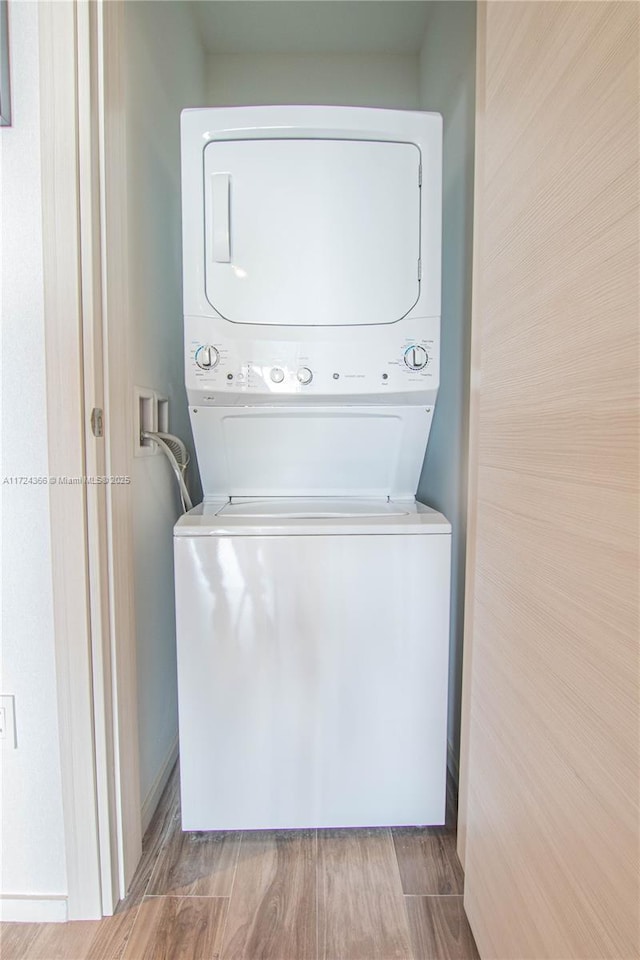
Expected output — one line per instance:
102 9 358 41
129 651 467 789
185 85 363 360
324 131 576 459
175 106 450 829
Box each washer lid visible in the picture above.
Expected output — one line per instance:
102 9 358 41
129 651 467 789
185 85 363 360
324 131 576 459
216 498 410 519
174 499 451 536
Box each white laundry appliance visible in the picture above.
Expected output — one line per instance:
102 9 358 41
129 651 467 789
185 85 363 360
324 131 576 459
174 106 451 830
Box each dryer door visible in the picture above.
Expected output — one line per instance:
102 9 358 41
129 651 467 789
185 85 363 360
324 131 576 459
203 138 421 326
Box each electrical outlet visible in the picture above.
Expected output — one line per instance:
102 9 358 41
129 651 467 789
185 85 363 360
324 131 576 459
0 695 17 749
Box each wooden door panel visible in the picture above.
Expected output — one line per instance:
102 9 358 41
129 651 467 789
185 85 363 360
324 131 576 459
460 3 639 958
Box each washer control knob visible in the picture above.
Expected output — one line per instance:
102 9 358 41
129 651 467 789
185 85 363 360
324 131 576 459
270 367 285 384
195 345 219 370
404 345 429 370
297 367 313 385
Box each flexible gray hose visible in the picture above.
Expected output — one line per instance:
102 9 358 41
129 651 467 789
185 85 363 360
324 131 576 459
141 430 193 513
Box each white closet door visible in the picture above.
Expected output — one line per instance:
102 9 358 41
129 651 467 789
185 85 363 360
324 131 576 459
203 138 421 326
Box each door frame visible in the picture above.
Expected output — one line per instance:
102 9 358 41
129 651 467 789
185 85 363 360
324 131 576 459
39 0 141 919
456 0 486 873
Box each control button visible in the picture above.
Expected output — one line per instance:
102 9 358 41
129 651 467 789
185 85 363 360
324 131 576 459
404 345 429 370
195 345 220 370
382 373 389 380
270 367 285 383
297 367 313 385
333 373 340 380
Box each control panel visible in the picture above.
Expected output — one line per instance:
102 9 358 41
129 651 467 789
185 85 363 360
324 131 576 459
185 315 439 406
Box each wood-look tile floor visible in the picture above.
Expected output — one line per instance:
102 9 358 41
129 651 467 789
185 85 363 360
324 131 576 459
0 765 479 960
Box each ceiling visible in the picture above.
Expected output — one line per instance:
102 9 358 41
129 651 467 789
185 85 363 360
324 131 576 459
190 1 433 55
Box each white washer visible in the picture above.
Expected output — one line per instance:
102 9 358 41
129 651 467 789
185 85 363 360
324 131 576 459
175 106 450 829
175 500 451 830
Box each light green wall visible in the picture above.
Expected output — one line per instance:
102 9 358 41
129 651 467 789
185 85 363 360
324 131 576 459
417 0 476 777
206 52 420 109
124 0 205 809
124 0 475 804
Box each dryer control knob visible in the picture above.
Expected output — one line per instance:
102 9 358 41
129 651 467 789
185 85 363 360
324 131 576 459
404 345 429 370
195 345 219 370
270 367 285 384
297 367 313 385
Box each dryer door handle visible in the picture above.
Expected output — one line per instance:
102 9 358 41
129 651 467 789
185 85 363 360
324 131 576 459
210 173 231 263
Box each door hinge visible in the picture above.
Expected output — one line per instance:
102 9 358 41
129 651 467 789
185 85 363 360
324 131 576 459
418 259 422 281
91 407 104 438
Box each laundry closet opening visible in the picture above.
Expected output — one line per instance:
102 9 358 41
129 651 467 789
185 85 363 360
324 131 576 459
122 0 476 831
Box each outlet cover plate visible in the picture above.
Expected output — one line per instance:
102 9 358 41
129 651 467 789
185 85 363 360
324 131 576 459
134 386 157 457
0 695 17 748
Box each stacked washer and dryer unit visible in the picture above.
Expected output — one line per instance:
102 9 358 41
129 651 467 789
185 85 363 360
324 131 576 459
174 106 451 830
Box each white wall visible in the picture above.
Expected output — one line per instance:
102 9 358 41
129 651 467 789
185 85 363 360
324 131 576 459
207 53 419 108
123 1 205 809
416 1 476 774
0 0 67 901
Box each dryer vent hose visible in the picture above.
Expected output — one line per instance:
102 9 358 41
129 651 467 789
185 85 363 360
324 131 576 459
141 430 193 514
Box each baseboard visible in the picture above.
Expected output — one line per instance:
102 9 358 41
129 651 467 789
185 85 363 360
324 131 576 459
0 895 68 923
141 734 179 835
447 740 460 786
